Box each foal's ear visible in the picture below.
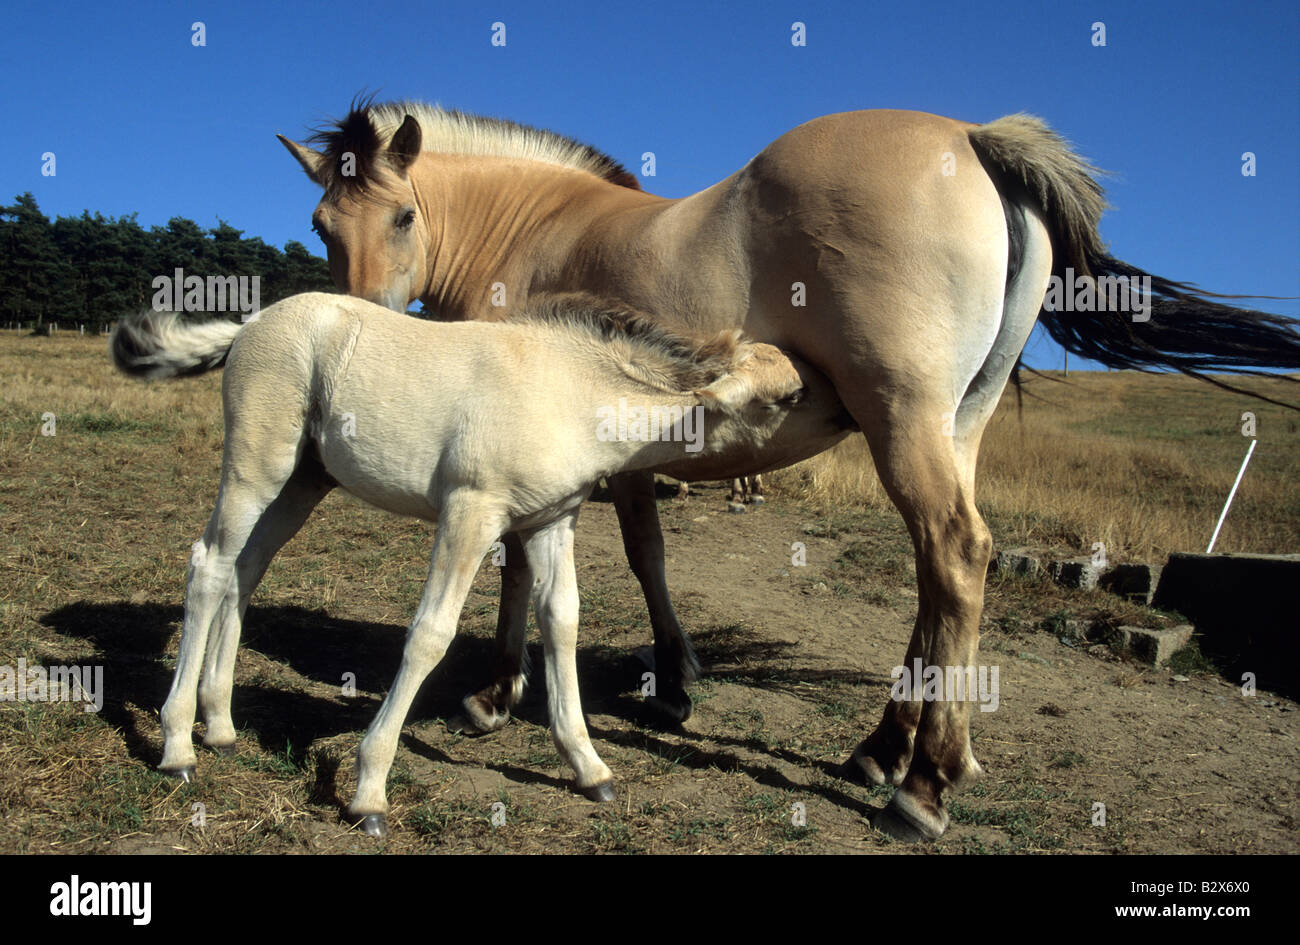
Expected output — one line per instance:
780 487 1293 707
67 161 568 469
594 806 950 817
386 115 423 174
277 135 328 187
693 372 754 412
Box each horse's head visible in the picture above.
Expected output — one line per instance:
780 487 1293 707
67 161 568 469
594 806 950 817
279 108 429 312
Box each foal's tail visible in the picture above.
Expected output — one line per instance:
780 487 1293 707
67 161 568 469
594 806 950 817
969 114 1300 405
111 311 244 380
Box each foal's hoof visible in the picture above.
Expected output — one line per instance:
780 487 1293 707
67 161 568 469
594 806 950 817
353 813 388 838
161 766 196 784
871 792 947 842
581 781 618 803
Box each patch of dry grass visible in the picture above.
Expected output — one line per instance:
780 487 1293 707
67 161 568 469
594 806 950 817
766 370 1299 561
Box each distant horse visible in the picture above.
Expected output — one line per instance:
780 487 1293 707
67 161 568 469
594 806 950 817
675 475 765 512
111 291 852 837
279 100 1299 839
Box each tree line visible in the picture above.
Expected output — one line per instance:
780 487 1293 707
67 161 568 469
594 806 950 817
0 193 335 330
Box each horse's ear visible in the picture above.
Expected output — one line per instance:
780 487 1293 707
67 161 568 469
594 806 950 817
386 115 423 174
278 135 328 187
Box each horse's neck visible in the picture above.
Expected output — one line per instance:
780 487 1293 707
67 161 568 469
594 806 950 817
413 155 671 319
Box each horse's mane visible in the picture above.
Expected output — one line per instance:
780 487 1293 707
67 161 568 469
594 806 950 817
307 95 640 196
512 293 746 394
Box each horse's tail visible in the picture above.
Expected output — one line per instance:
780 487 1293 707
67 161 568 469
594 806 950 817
110 311 245 380
969 114 1300 403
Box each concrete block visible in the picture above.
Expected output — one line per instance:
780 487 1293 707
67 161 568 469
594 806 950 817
1151 552 1300 696
995 548 1043 577
1100 563 1163 605
1112 624 1195 668
1050 557 1104 590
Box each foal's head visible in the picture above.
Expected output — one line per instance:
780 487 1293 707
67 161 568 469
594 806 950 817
279 106 430 312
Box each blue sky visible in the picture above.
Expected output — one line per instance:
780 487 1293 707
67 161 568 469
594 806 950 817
4 0 1296 369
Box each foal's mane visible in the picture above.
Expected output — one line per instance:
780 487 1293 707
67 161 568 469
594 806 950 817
513 293 746 394
308 96 640 196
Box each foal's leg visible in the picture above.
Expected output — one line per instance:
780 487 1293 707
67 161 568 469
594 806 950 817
608 470 699 723
160 470 297 779
462 473 697 729
451 532 531 734
196 459 334 752
749 475 765 505
348 495 504 837
521 510 615 801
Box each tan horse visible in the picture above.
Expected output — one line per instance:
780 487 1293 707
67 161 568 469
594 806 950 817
113 291 852 837
279 100 1299 839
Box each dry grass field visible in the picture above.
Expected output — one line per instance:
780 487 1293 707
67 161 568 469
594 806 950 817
1 331 1296 854
776 368 1299 561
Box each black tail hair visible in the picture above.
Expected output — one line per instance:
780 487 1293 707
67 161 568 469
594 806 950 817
1038 251 1299 407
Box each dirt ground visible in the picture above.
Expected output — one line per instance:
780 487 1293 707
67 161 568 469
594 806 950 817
6 477 1296 855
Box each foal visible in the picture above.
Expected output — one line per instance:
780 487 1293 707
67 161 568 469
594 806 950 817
115 291 851 836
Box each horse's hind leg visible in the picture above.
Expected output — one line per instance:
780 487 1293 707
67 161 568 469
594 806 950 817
837 402 991 840
608 470 699 724
522 509 615 801
451 531 530 734
196 454 334 752
349 495 505 837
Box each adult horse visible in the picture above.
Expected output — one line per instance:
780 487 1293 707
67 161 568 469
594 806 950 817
279 100 1299 839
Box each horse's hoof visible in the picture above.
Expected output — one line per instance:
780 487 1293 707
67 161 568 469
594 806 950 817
834 756 870 785
207 741 237 757
446 710 506 736
161 766 196 783
749 496 765 506
581 781 617 803
834 752 892 787
871 792 946 842
645 690 692 726
354 813 387 838
447 695 509 735
727 502 746 514
633 645 655 671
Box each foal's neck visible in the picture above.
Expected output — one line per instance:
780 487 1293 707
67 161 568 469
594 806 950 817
412 155 669 320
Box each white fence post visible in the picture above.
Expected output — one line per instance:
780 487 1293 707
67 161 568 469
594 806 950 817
1206 439 1258 554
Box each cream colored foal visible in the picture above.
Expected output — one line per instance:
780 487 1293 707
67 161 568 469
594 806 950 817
114 291 851 836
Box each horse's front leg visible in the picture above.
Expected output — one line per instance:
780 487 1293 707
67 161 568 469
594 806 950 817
607 470 699 724
450 532 531 734
349 497 504 837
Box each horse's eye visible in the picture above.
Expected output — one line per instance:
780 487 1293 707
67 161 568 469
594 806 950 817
396 209 417 230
